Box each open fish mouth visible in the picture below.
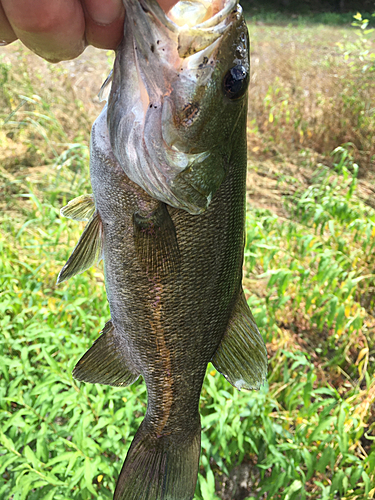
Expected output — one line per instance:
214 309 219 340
147 0 238 29
143 0 240 57
168 0 238 28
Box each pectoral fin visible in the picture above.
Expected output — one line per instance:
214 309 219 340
133 203 180 277
73 321 139 387
171 152 226 214
60 194 95 221
212 291 268 390
57 212 103 284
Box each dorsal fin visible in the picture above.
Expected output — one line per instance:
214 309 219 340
57 212 103 284
212 291 268 390
73 321 139 387
60 194 95 221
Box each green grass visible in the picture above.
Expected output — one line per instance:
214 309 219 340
1 22 375 500
2 148 375 500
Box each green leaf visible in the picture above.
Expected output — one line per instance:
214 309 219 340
42 487 59 500
362 470 371 495
285 480 303 499
317 446 335 474
24 445 40 469
84 457 97 496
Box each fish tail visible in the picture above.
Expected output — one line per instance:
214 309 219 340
114 419 201 500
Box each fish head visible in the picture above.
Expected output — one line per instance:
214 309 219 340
107 0 249 214
163 1 250 154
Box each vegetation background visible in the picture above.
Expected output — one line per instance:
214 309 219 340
1 5 375 500
243 0 374 16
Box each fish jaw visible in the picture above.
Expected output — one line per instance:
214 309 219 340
107 0 250 214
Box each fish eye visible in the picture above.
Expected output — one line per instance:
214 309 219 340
223 65 249 100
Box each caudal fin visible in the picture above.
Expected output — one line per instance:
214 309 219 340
114 420 201 500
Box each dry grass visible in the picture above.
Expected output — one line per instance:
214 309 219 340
247 23 375 179
0 44 111 176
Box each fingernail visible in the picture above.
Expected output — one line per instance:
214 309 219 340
89 1 124 26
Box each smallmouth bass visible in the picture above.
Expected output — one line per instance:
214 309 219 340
57 0 267 498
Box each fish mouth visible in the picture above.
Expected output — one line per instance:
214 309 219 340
140 0 239 57
145 0 238 29
168 0 238 29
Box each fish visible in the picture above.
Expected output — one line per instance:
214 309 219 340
57 0 268 498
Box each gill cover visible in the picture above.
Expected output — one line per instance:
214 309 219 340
107 0 246 215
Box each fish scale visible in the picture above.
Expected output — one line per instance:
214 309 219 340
57 0 267 498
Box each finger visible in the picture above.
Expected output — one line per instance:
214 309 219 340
83 0 125 50
83 0 179 50
0 2 16 44
1 0 86 62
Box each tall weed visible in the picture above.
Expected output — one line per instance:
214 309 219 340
248 20 375 176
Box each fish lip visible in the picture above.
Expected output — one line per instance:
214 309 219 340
139 0 240 33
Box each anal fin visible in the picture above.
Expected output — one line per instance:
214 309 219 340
133 202 180 278
57 211 103 284
73 321 139 387
212 291 268 390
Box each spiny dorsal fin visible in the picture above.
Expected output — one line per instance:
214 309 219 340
212 291 268 390
60 194 95 221
73 321 139 387
133 202 180 278
57 212 103 284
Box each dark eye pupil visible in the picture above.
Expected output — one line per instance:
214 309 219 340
223 65 249 100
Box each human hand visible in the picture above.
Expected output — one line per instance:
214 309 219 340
0 0 178 63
